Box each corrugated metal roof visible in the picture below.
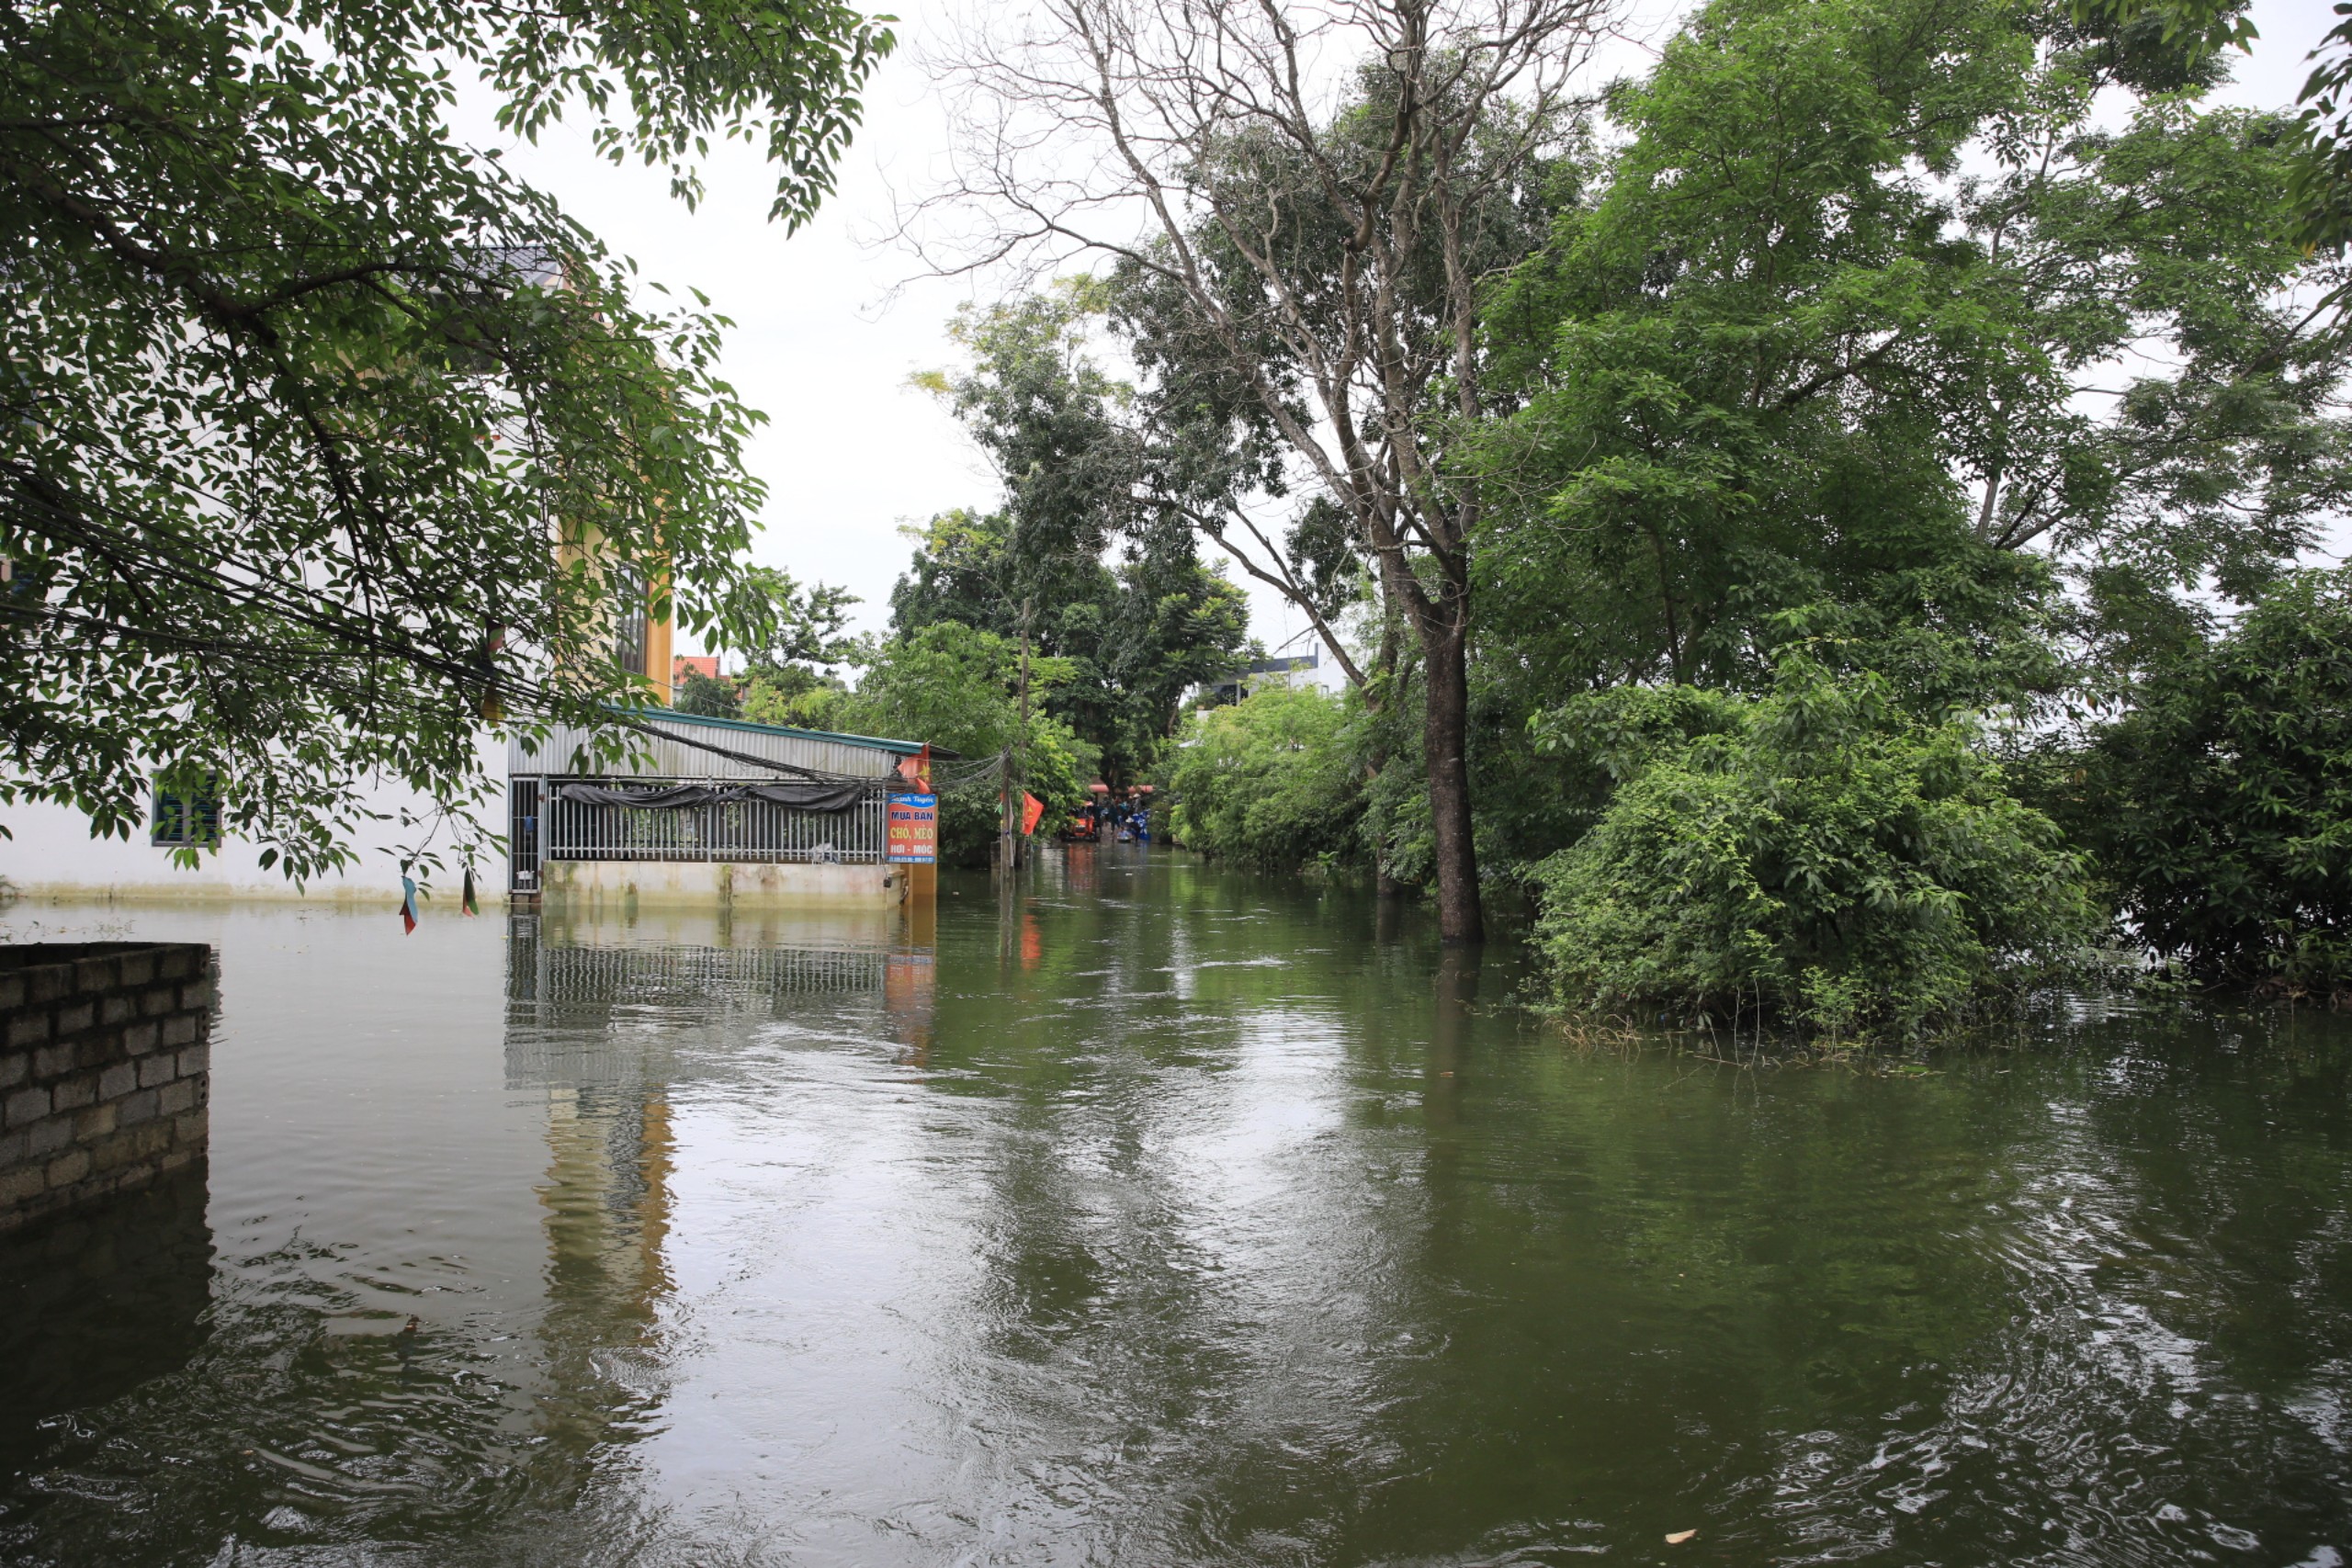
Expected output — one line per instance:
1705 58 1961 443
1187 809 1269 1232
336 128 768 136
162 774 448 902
633 707 933 756
510 708 928 782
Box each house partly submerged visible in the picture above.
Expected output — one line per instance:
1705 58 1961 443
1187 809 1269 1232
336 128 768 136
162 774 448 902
509 709 942 911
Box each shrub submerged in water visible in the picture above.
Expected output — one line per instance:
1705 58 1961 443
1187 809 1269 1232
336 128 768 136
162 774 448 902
1163 684 1366 871
1532 659 2097 1038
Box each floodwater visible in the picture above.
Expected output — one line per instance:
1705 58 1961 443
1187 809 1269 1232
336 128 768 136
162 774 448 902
3 847 2349 1567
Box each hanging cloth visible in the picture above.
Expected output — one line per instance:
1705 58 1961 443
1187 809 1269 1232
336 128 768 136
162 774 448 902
740 782 869 813
549 782 724 809
549 781 867 813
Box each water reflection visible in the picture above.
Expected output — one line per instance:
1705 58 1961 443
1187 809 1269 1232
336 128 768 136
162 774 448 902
506 903 944 1486
0 1166 213 1478
508 903 937 1066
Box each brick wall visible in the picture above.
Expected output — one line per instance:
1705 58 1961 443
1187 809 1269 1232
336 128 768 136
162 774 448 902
0 942 214 1233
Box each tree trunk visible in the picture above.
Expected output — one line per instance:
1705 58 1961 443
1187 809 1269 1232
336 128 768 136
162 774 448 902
1421 612 1483 945
1012 601 1033 871
1372 579 1406 899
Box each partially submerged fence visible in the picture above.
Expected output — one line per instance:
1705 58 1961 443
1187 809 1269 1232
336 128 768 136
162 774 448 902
508 777 891 892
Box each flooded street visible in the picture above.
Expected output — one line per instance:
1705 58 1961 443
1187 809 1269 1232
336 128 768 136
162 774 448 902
4 845 2350 1566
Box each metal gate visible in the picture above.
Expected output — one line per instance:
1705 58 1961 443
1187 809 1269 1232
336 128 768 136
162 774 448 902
527 778 889 867
508 778 542 894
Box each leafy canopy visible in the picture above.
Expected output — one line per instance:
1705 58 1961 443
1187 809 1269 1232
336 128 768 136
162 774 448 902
750 621 1089 863
0 0 891 880
673 671 744 719
905 287 1250 782
891 507 1249 784
1476 0 2348 711
2054 568 2352 995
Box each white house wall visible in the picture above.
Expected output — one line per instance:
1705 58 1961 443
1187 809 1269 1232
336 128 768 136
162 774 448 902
3 731 512 907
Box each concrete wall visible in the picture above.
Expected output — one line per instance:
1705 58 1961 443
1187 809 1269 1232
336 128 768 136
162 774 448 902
0 943 213 1233
540 858 905 910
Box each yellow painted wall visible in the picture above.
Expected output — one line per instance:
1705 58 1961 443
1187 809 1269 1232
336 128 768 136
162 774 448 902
644 594 674 706
552 525 674 706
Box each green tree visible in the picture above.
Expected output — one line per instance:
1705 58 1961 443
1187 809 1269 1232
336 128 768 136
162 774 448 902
673 670 743 719
729 564 858 725
1476 0 2348 716
1532 656 2098 1039
924 0 1618 942
918 286 1140 610
2049 568 2352 996
739 660 850 729
2293 8 2352 257
2075 0 2352 256
908 287 1250 781
0 0 890 880
770 621 1088 863
891 505 1249 783
741 566 859 674
1162 685 1368 874
1100 60 1589 942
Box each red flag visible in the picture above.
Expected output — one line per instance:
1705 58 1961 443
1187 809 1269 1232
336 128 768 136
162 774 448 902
1021 793 1045 836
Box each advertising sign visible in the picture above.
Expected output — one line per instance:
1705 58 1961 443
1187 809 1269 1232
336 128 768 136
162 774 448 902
886 792 938 863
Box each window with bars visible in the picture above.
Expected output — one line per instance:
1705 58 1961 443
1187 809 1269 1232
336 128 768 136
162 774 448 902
612 563 648 678
151 780 221 848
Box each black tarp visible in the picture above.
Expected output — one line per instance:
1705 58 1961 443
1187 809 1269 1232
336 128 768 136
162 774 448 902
548 781 869 813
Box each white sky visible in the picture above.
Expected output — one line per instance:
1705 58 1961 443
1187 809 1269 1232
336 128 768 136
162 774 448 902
461 0 2335 657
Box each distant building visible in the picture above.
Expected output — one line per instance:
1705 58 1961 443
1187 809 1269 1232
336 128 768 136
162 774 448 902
1205 649 1320 705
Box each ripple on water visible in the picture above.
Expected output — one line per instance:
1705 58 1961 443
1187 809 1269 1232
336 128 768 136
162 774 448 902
1 890 2349 1566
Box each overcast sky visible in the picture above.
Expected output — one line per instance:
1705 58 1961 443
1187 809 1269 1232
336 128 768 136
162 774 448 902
463 0 2335 658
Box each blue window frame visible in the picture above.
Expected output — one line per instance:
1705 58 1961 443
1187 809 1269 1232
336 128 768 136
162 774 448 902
151 782 220 848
